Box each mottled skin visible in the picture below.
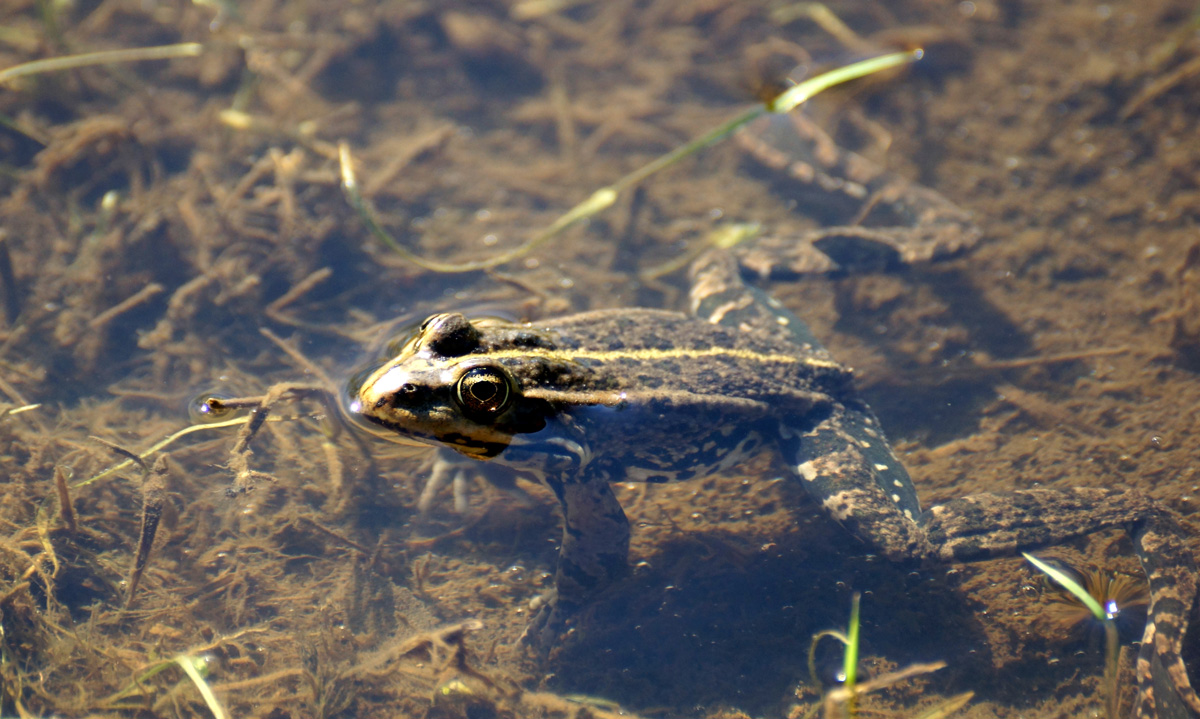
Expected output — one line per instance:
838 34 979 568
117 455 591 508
356 251 1198 719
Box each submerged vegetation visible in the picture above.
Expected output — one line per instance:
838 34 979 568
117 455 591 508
0 0 1198 718
1037 558 1150 643
1025 553 1133 719
338 49 920 273
796 593 970 719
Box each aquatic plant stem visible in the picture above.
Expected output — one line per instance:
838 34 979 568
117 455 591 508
0 43 202 86
1024 553 1120 719
844 592 861 719
176 654 229 719
1104 620 1120 719
342 50 921 273
770 50 920 113
69 414 253 492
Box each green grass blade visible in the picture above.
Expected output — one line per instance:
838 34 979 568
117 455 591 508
1024 552 1120 719
1023 552 1106 620
176 654 229 719
347 49 923 273
844 592 861 718
770 50 922 113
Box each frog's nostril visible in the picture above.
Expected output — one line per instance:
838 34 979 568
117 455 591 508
390 383 425 407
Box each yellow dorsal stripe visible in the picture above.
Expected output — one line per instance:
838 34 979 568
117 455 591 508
462 346 842 369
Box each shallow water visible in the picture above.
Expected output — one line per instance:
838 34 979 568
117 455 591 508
0 1 1198 717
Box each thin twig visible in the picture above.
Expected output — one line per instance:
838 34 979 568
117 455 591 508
127 455 169 608
260 328 337 388
265 267 332 318
0 43 202 85
53 466 76 533
88 283 164 330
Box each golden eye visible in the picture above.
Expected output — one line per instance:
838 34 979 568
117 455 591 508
455 366 512 418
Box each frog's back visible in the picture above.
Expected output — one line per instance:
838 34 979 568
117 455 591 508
542 308 851 409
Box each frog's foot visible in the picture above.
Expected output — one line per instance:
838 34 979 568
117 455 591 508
734 218 979 279
921 489 1200 719
419 451 474 514
520 591 579 654
733 233 839 277
417 449 533 515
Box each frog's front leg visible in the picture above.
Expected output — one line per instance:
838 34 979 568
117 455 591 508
528 470 631 646
785 415 1200 718
418 448 532 515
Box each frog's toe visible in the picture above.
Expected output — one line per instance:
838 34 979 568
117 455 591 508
417 452 471 514
1138 631 1200 719
417 450 532 515
732 235 838 278
520 593 578 654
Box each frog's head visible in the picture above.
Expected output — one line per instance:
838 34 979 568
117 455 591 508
354 313 604 467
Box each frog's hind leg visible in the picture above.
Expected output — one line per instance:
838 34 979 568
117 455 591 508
688 248 827 351
689 247 1199 714
794 444 1200 715
778 399 928 560
922 488 1200 719
1133 511 1200 719
689 248 925 542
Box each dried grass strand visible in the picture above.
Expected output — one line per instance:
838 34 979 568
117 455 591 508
0 43 202 86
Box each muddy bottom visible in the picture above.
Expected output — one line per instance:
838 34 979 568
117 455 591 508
0 1 1198 718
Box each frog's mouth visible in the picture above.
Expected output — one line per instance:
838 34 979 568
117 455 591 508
354 410 512 460
438 432 511 459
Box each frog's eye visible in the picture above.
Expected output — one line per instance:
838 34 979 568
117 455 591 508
455 366 513 418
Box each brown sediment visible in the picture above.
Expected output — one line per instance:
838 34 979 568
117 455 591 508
1 1 1199 718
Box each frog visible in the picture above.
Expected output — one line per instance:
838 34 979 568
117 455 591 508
353 247 1199 718
398 110 985 516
